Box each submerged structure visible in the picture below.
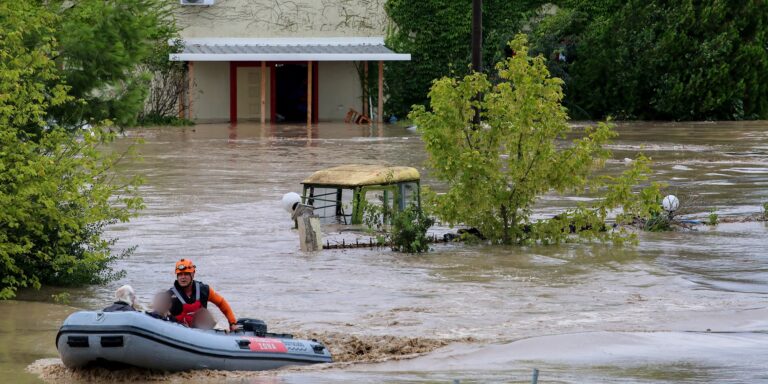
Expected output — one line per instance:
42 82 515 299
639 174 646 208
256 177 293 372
301 164 421 225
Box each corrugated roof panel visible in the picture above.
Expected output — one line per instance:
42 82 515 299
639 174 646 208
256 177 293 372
171 38 411 62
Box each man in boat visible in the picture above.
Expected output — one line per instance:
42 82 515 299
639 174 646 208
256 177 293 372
103 285 139 312
168 259 238 331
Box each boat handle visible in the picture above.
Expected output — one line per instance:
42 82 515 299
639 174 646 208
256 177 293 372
237 339 251 349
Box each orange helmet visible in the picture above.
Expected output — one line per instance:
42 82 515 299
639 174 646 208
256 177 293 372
175 259 196 275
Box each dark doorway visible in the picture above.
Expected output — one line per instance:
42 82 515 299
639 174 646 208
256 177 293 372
274 63 315 123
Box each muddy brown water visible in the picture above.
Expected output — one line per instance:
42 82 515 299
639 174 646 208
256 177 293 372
3 121 768 383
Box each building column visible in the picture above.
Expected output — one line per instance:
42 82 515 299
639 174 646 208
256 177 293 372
377 60 384 124
363 61 369 117
229 61 237 124
260 61 266 124
307 61 313 125
187 61 195 120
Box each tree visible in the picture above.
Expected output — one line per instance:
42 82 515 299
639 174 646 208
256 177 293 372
0 2 143 299
411 35 661 245
384 0 548 118
535 0 768 120
45 0 179 129
137 39 192 126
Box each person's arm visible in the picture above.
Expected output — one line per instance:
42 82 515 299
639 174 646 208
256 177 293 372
207 287 237 327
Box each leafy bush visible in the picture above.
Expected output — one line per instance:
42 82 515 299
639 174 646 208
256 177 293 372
411 35 661 245
0 128 143 300
390 205 435 253
542 0 768 120
0 1 143 299
707 209 719 226
384 0 547 118
136 114 195 127
40 0 179 131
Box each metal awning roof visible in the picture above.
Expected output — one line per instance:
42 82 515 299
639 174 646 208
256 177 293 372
169 37 411 62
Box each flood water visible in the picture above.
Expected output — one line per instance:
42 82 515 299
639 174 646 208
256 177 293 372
3 121 768 383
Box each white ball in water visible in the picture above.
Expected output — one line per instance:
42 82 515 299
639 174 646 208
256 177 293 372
662 195 680 212
281 192 302 214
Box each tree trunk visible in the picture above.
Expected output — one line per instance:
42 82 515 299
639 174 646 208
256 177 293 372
501 204 510 244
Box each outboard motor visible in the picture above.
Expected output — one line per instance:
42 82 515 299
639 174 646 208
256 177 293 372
237 319 267 337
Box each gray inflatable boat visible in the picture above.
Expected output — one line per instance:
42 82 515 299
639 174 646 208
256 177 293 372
56 311 332 371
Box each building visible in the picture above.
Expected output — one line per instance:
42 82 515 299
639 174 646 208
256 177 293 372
170 0 410 124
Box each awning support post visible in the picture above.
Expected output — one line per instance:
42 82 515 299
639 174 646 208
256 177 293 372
307 61 313 125
377 60 384 125
260 61 266 124
363 61 369 117
229 61 237 124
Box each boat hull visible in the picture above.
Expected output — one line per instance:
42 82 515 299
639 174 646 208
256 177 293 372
56 311 332 371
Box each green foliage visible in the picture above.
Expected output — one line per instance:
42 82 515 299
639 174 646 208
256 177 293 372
0 2 143 299
536 0 768 120
136 114 195 127
361 199 384 233
411 35 660 245
43 0 179 130
707 209 719 226
0 126 143 300
384 0 547 118
644 212 672 232
390 205 435 253
52 292 71 305
0 2 70 131
762 202 768 221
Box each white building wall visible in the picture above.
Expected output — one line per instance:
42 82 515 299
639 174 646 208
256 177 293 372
176 1 390 122
174 0 388 39
191 62 229 122
318 62 362 121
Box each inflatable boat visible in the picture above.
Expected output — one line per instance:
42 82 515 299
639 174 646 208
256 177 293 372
56 311 332 371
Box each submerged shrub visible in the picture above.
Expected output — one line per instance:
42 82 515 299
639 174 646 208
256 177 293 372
0 127 143 299
412 35 661 245
390 205 435 253
707 209 719 226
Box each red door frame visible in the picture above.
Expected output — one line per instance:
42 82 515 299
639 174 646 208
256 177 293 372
230 61 318 124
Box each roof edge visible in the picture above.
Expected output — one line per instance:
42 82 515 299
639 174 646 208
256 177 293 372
177 37 386 46
169 53 412 62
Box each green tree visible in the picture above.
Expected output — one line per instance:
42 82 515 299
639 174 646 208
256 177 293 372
537 0 768 120
411 35 661 245
390 205 435 253
384 0 547 118
0 2 143 299
45 0 179 130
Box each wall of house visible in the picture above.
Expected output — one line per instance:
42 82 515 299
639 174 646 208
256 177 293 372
191 61 230 122
318 62 363 121
192 61 361 122
175 0 388 39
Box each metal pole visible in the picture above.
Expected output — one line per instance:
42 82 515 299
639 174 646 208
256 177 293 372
471 0 482 73
471 0 482 126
